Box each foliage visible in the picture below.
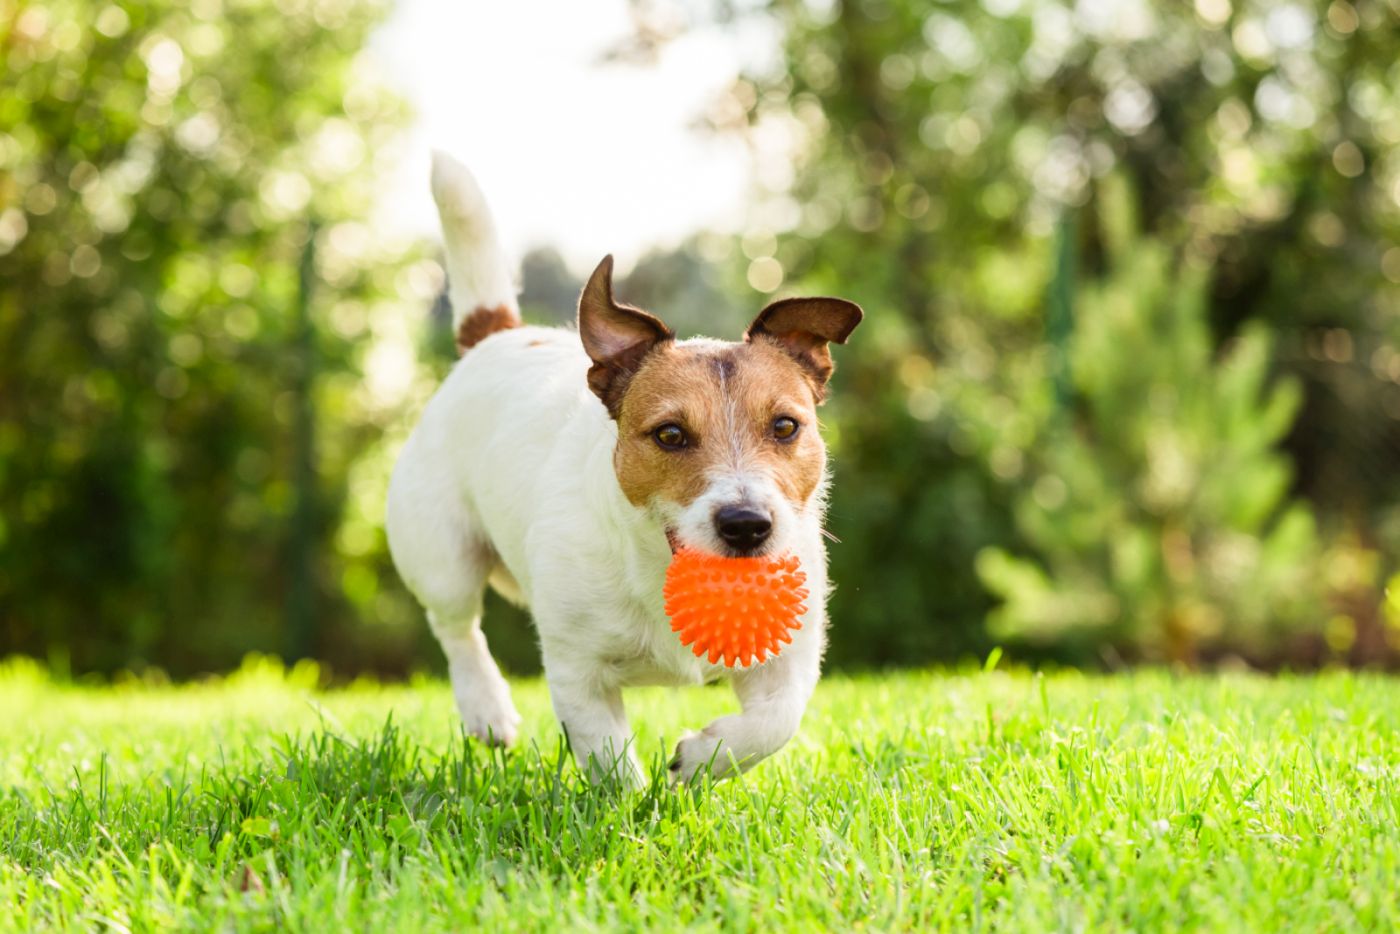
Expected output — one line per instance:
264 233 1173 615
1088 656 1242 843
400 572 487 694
2 660 1398 928
0 0 433 675
5 0 1400 676
718 0 1400 665
976 193 1320 662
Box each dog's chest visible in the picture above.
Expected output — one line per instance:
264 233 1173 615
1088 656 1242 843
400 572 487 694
603 649 709 687
586 596 718 688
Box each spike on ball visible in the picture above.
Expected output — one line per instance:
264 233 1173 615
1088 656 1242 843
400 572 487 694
662 548 807 668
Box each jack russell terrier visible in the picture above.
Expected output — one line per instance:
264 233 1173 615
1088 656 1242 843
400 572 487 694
386 153 862 785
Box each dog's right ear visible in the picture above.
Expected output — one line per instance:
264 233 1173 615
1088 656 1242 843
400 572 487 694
578 254 674 418
745 295 863 402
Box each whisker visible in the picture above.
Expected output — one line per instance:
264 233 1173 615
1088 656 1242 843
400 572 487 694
821 528 841 544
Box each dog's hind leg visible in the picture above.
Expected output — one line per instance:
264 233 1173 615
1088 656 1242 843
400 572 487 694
386 457 521 746
426 603 521 748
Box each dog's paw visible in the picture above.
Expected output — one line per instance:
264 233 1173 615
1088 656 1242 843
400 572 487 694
668 728 737 783
454 687 522 747
465 710 520 747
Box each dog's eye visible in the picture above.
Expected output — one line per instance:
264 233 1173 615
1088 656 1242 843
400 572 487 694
772 416 800 442
653 423 688 450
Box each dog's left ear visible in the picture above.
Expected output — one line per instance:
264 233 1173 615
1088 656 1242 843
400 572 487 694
745 297 864 401
578 255 675 417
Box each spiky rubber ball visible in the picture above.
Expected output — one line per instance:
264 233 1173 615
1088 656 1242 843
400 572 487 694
662 548 808 667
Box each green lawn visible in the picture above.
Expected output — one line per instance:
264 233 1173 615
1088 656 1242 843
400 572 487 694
1 657 1396 931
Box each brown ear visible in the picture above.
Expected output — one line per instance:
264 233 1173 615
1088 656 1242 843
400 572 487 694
745 296 863 401
578 255 674 417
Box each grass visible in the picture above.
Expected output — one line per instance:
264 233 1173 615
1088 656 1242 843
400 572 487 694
1 657 1397 931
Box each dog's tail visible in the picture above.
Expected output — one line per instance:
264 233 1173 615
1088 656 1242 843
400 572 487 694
430 151 521 353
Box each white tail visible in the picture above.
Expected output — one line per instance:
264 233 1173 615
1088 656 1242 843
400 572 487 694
430 151 520 351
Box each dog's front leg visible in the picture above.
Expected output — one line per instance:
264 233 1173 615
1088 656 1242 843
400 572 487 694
670 641 820 782
543 658 645 788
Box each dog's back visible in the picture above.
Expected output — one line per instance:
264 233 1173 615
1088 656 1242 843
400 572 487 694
391 323 611 605
391 155 620 606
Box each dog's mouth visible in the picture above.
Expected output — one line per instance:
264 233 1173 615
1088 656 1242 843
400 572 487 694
665 527 778 560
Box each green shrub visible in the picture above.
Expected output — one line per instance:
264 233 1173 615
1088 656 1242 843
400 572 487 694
977 203 1321 662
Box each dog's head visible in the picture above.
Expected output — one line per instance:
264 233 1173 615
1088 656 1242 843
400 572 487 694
578 255 862 558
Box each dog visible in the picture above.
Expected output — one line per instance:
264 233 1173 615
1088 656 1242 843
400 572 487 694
386 153 862 785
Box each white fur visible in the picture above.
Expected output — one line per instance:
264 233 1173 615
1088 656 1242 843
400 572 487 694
429 151 518 331
386 153 829 786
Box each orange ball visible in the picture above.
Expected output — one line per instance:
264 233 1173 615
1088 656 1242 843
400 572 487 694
662 548 808 668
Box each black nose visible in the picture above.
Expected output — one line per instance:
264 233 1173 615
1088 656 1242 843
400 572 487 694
714 506 772 553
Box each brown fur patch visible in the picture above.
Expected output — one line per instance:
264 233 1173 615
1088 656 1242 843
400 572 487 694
613 340 826 511
588 337 670 419
456 304 520 353
745 296 863 400
577 256 675 417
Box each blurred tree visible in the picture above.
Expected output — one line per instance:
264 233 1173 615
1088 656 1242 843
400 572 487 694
978 183 1322 664
515 240 743 336
692 0 1400 666
623 238 747 337
0 0 432 675
517 246 580 326
5 0 1399 676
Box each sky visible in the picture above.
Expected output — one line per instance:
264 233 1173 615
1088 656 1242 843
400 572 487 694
370 1 771 272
